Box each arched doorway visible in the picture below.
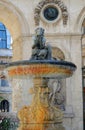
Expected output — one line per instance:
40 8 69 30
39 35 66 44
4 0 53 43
0 100 9 112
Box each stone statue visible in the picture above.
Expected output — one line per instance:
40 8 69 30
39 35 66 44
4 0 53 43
30 27 52 60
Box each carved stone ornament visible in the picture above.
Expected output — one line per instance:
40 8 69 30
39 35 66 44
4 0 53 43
34 0 68 26
48 79 65 110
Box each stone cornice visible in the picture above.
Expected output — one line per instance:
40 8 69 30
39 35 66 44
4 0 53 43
45 33 82 37
25 33 82 37
13 33 82 43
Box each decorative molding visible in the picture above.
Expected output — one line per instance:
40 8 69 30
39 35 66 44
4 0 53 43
52 47 65 60
48 79 65 110
34 0 68 26
74 7 85 32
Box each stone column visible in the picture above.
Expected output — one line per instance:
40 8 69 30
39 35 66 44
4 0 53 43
12 37 23 61
12 35 32 61
65 35 83 130
82 35 85 66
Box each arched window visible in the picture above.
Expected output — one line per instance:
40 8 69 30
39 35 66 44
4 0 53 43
0 22 11 49
0 100 9 112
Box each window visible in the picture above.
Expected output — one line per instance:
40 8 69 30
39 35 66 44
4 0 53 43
0 22 11 49
0 76 9 87
43 6 59 21
1 79 9 87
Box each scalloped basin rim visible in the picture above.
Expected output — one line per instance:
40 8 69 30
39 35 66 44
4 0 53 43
6 60 77 78
6 60 77 68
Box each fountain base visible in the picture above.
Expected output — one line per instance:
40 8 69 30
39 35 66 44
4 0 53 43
17 77 64 130
17 123 65 130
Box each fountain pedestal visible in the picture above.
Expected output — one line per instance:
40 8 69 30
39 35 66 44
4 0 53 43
7 60 76 130
17 78 64 130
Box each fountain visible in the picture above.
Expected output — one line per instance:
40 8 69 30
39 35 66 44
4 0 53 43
6 27 76 130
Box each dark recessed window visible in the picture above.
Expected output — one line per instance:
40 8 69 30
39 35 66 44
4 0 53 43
0 100 9 112
43 6 59 21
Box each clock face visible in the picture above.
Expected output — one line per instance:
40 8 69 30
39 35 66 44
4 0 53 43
43 6 59 21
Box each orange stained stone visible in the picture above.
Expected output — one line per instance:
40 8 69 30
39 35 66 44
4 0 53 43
8 64 72 77
16 66 23 74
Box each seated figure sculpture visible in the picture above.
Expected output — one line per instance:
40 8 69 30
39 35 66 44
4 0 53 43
31 27 52 60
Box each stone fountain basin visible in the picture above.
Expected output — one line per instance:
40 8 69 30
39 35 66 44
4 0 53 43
6 60 76 78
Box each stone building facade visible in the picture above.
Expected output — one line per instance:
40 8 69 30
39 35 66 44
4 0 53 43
0 23 12 113
0 0 85 130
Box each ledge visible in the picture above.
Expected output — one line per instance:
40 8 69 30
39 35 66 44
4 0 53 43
6 60 77 69
0 87 12 94
0 49 12 57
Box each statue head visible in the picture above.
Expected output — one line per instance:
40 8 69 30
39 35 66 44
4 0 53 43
35 27 44 36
